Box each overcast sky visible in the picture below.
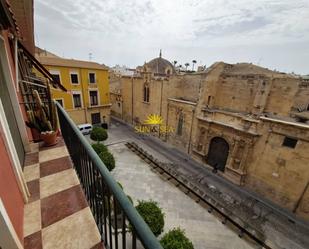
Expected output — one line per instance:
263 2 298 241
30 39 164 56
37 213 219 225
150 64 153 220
34 0 309 74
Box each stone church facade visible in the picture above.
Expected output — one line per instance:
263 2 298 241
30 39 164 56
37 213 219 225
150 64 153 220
110 54 309 220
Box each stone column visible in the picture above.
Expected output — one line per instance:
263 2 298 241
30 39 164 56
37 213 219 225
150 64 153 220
226 139 239 169
238 142 251 173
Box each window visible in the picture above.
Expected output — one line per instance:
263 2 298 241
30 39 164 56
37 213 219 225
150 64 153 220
90 90 98 106
51 74 61 84
91 112 101 124
207 96 211 106
55 99 63 107
143 83 150 102
282 137 298 148
89 73 96 83
70 73 79 84
177 113 184 136
73 94 82 108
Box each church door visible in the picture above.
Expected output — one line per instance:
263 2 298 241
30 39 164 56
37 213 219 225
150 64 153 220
206 137 229 172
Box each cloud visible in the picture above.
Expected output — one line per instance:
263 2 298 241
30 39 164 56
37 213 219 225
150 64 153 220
34 0 309 74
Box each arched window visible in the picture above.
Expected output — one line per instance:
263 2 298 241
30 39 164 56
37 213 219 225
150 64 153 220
177 113 184 136
143 83 150 102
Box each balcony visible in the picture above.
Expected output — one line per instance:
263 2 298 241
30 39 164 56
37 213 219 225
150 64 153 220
23 103 162 249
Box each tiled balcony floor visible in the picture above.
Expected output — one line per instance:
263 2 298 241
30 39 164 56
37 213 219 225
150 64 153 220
23 138 103 249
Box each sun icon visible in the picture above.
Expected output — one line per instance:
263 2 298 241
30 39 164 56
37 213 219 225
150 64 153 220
144 114 164 125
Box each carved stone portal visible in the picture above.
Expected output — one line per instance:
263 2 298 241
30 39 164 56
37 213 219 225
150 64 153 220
206 137 229 172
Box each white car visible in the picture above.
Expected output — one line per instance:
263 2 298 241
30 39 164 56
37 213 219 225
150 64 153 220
78 124 93 135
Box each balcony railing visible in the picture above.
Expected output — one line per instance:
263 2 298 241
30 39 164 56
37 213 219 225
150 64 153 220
55 102 163 249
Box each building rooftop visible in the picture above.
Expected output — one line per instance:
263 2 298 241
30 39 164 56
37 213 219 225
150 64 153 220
36 56 108 70
145 50 176 75
35 47 108 70
35 47 60 58
223 62 292 76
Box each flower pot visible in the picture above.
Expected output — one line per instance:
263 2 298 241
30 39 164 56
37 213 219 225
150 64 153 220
56 128 62 137
41 131 58 147
31 128 42 142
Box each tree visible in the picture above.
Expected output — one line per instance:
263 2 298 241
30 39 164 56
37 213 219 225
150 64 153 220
192 60 197 71
160 228 194 249
185 63 190 71
135 200 164 237
99 150 115 171
90 127 108 142
92 143 108 154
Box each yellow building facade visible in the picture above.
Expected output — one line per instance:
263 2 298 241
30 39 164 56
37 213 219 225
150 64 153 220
36 48 111 125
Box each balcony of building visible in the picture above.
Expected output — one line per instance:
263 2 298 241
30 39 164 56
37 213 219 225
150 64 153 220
22 103 162 249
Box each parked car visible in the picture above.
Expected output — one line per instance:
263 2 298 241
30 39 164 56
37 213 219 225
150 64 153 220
78 123 93 135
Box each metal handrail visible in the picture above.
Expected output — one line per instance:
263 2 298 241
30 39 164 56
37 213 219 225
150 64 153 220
55 101 162 249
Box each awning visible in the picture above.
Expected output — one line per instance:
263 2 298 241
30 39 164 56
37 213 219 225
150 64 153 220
18 41 67 91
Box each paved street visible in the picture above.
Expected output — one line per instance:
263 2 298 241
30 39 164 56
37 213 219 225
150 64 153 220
86 124 258 249
110 141 258 249
85 121 309 249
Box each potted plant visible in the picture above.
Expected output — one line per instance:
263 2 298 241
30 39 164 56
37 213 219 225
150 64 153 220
26 109 42 142
90 126 108 142
160 227 194 249
26 90 59 146
134 200 165 237
91 142 115 171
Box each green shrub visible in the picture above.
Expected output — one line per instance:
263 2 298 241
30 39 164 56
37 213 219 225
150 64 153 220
160 228 194 249
99 150 115 171
92 143 108 154
135 200 164 237
90 127 108 141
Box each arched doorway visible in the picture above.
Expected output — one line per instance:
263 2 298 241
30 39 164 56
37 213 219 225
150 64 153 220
206 137 229 172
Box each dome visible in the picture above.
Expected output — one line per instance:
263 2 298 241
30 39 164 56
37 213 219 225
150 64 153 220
145 51 175 75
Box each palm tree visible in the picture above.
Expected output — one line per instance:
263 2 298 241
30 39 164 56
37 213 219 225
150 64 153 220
185 63 190 71
192 60 197 71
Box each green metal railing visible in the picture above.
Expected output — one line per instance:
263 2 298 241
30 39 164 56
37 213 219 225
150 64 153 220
55 102 163 249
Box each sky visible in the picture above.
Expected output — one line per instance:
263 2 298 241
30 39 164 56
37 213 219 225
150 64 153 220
34 0 309 74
